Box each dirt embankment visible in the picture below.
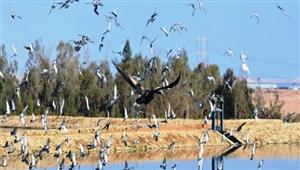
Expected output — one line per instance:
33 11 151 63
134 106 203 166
1 116 300 156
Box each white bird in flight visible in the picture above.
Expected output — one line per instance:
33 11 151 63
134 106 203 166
11 44 18 57
207 76 216 84
60 98 65 116
0 71 3 79
198 0 206 13
123 107 128 121
240 50 248 63
242 63 250 75
277 5 292 20
85 95 90 111
250 13 260 24
223 48 234 57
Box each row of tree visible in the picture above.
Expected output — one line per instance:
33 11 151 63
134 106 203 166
0 40 282 119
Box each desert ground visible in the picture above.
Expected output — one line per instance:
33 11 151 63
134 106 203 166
259 89 300 115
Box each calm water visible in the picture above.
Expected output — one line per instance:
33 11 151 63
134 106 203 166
5 145 300 170
43 158 299 170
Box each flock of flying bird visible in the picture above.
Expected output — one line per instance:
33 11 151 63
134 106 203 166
1 0 295 170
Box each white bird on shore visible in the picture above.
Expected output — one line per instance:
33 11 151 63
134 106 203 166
94 129 101 145
78 144 87 158
154 127 160 141
121 131 129 147
30 113 35 123
171 109 176 119
59 119 67 133
71 152 77 167
245 128 250 144
152 114 158 128
41 114 48 132
5 100 11 116
250 13 260 24
253 107 259 122
20 105 28 126
54 144 62 158
203 115 209 125
0 156 8 167
29 154 36 169
201 131 209 143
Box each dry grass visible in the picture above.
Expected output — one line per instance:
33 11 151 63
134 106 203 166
1 116 300 157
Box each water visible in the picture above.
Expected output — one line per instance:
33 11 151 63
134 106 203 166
58 158 299 170
4 145 300 170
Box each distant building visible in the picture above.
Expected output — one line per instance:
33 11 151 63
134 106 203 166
288 85 300 90
247 83 278 90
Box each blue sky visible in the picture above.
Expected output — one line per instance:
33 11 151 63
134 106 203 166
1 0 299 79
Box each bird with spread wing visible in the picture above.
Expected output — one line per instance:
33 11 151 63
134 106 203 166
112 60 181 105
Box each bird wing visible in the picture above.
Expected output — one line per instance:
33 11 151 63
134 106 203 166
236 122 246 132
48 6 54 15
112 60 143 91
160 27 168 36
154 72 181 92
277 5 283 11
146 18 150 26
94 5 99 15
12 44 17 54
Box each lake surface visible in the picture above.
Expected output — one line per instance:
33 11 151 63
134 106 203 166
4 144 300 170
47 158 299 170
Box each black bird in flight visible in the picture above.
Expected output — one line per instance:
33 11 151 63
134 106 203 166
146 8 158 26
112 61 181 105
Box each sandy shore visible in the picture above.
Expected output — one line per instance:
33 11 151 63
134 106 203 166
1 116 300 157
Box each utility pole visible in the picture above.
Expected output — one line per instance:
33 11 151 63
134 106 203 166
196 35 208 66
